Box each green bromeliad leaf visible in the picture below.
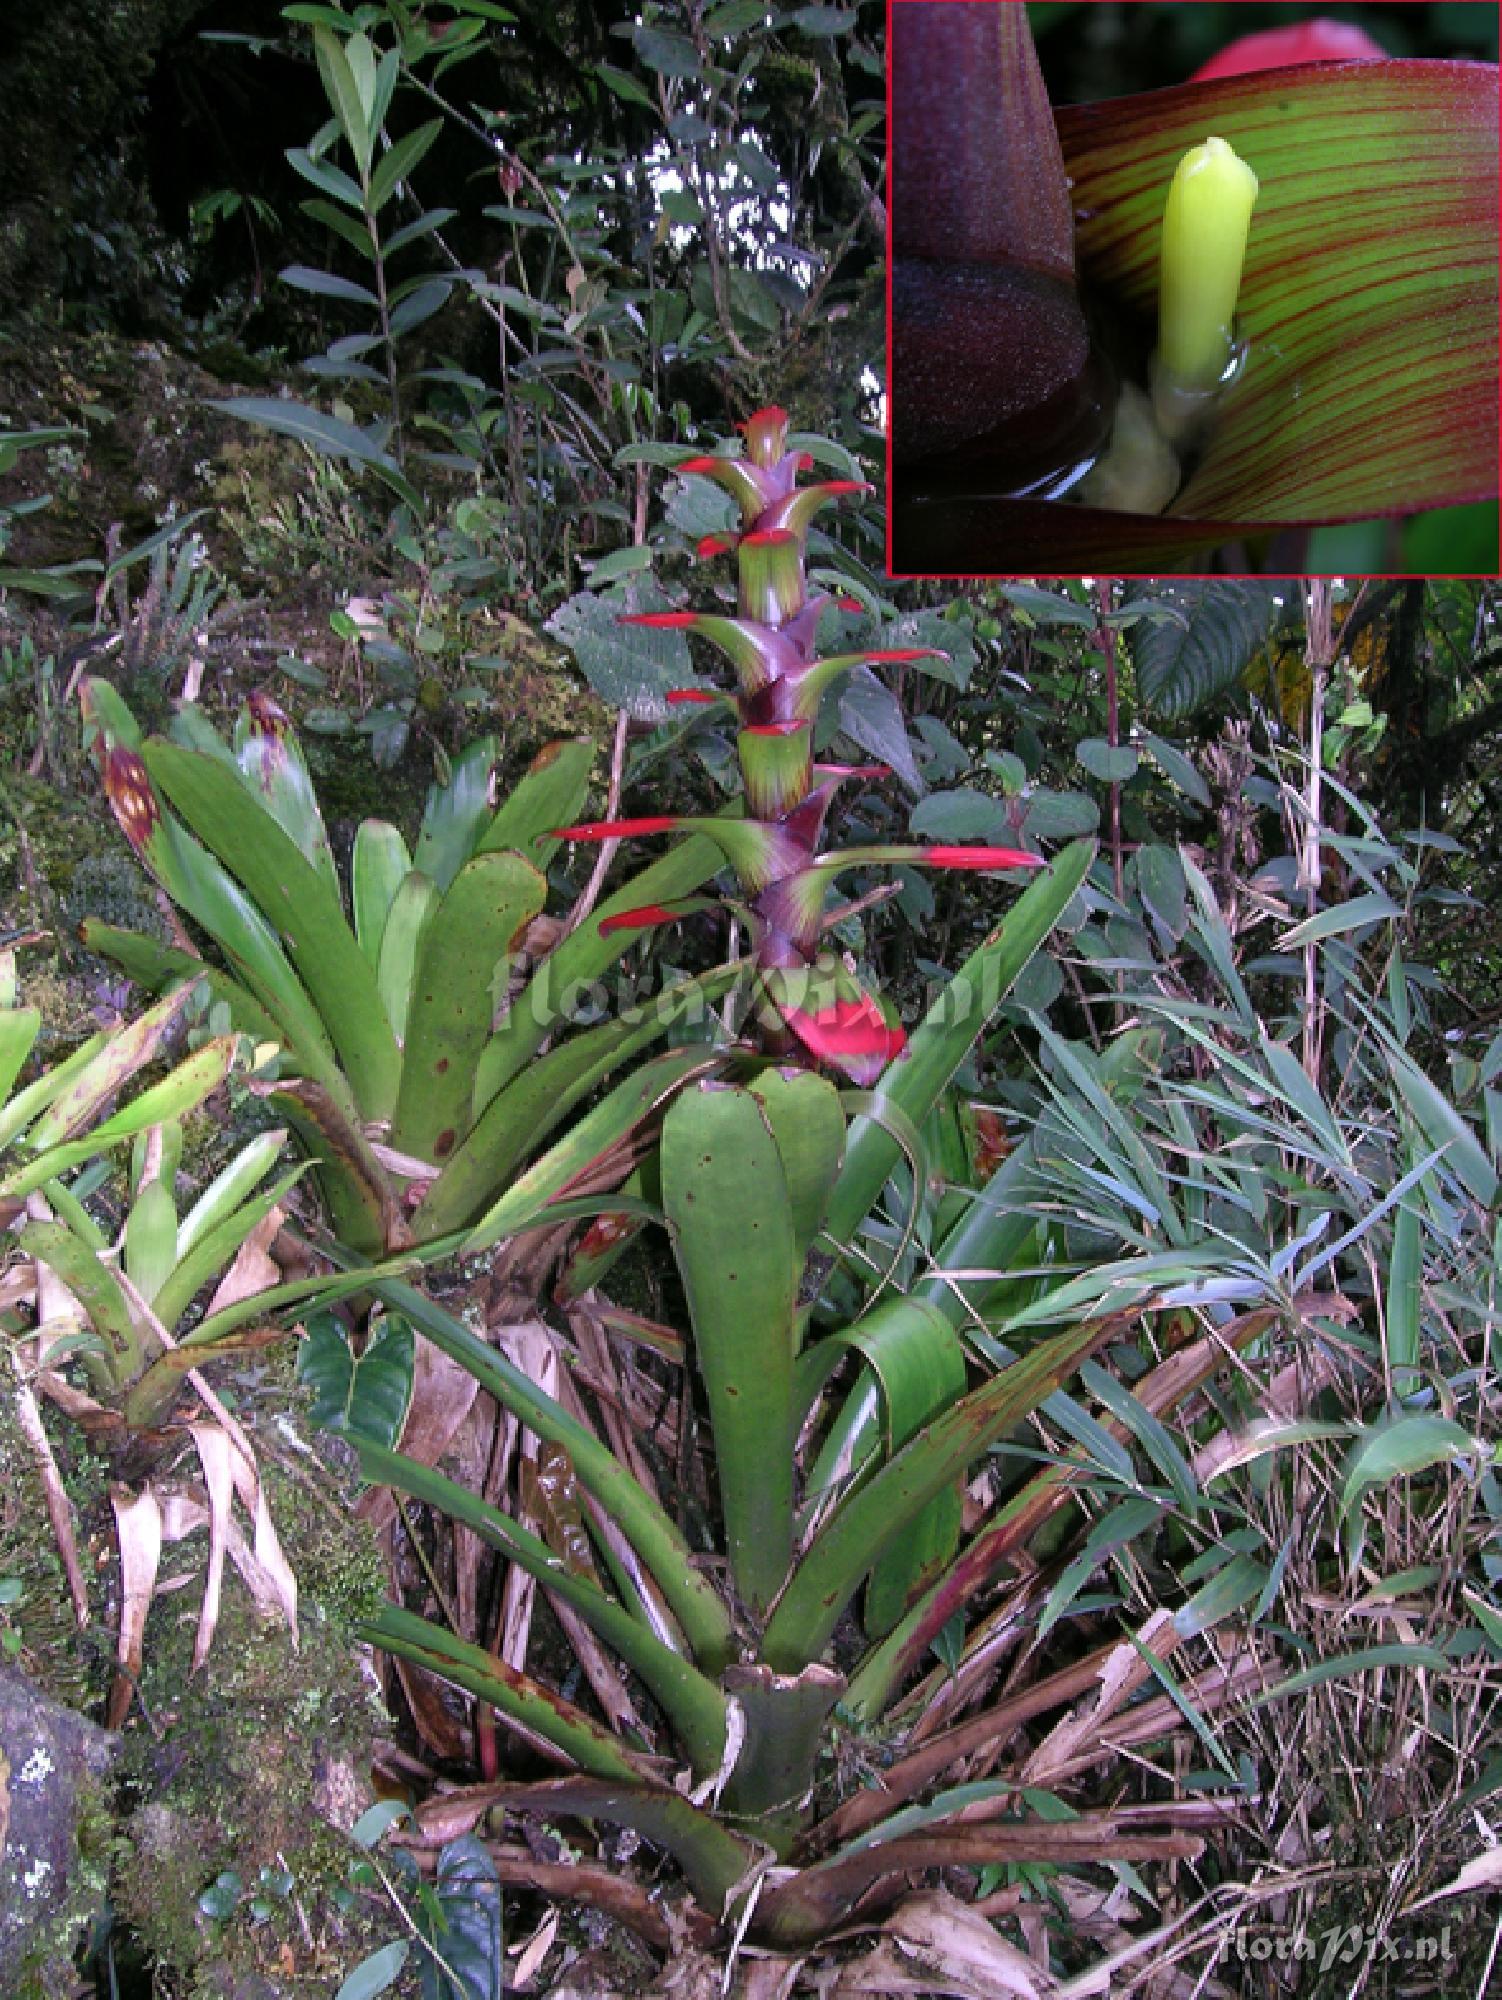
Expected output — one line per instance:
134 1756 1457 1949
899 58 1499 569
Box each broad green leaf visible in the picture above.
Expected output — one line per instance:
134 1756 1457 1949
1131 582 1287 720
390 852 548 1164
748 1067 847 1274
0 1005 42 1110
413 737 497 892
298 1310 416 1446
78 924 284 1056
896 60 1499 569
663 1082 799 1613
762 1311 1116 1671
352 1438 728 1773
417 965 742 1240
281 263 380 307
335 1942 410 2000
376 871 439 1044
910 789 1011 844
477 833 725 1103
25 984 195 1151
228 701 340 897
475 736 594 874
369 118 443 213
144 742 401 1120
416 1837 503 2000
2 1041 240 1202
1075 738 1138 784
797 1298 969 1637
366 1277 734 1670
1138 730 1211 808
351 822 413 967
153 1162 308 1333
125 1175 178 1307
19 1219 142 1378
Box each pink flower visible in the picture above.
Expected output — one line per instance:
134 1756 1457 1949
1191 18 1385 82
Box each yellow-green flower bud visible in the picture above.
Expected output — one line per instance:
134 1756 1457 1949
1157 136 1259 394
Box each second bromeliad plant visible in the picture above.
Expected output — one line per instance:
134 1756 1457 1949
334 413 1284 1947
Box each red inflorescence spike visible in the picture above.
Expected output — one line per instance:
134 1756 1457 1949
666 689 721 705
922 846 1046 870
552 817 679 843
598 904 682 936
620 612 700 628
697 535 734 558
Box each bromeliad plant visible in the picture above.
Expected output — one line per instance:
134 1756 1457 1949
318 423 1305 1956
77 683 735 1262
890 0 1499 571
543 404 1051 1083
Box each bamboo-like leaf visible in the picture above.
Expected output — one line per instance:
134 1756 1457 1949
825 841 1094 1246
895 58 1499 568
389 851 548 1164
1339 1415 1486 1527
662 1081 800 1614
144 743 400 1120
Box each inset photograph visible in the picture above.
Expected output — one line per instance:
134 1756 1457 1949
888 1 1501 576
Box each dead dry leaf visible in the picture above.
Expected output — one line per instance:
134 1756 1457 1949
107 1483 163 1728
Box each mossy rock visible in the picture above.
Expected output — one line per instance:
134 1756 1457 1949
0 1670 118 1997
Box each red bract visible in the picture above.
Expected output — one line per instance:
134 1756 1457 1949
553 817 678 843
597 904 681 936
784 994 907 1074
1191 18 1385 81
921 846 1044 871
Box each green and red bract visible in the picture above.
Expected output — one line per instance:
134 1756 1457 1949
554 407 1043 1084
891 0 1499 571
